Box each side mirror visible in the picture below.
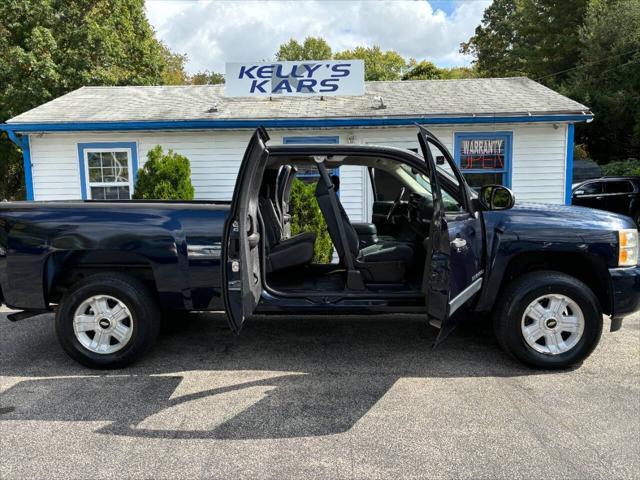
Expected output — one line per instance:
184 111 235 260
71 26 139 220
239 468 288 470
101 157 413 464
436 155 445 165
573 189 585 197
479 185 515 210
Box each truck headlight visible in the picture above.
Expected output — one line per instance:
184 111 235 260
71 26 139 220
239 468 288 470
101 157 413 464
618 229 639 266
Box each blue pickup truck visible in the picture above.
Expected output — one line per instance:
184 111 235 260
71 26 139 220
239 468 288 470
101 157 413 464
1 127 639 369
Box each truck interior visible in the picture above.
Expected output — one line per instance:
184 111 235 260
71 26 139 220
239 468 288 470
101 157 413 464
258 152 465 296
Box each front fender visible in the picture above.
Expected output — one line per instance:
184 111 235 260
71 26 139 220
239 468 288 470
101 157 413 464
475 228 614 314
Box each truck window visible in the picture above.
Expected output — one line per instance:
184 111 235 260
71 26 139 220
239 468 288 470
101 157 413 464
582 182 603 195
605 181 633 194
373 169 405 201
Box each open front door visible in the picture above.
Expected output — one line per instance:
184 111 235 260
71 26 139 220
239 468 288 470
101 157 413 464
417 126 484 345
222 127 270 333
417 128 451 340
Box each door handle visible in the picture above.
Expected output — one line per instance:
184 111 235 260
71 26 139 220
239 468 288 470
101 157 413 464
595 196 604 200
451 238 467 249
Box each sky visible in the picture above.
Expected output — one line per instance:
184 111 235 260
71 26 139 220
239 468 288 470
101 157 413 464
144 0 492 74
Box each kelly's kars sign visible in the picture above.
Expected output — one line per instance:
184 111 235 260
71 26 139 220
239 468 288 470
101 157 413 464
225 60 365 97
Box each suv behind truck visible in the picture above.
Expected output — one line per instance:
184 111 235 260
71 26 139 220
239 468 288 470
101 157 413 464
1 127 639 369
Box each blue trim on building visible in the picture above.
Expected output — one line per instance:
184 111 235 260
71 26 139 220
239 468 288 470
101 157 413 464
1 114 593 133
6 131 34 200
453 131 513 188
282 135 340 145
77 142 138 200
565 123 575 205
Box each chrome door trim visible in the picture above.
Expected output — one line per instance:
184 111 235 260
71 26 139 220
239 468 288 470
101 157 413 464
449 277 483 315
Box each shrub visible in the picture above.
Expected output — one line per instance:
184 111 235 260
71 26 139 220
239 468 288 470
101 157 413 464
133 146 195 200
601 158 640 177
289 179 333 263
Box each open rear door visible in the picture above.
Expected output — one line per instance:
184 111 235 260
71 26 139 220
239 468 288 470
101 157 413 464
417 127 451 340
222 127 270 333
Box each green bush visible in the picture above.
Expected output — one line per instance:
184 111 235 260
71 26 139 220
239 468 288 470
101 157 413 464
601 159 640 177
133 146 195 200
289 179 333 263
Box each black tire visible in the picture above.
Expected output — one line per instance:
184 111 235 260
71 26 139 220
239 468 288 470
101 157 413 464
55 273 161 369
494 271 603 369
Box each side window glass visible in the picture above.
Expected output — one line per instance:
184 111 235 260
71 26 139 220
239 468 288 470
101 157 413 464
582 182 603 194
373 169 405 201
605 181 632 194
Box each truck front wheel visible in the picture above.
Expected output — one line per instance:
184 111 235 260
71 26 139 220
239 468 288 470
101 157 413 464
494 271 603 369
55 273 161 369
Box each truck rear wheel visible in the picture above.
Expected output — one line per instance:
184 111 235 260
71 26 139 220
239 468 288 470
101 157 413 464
55 273 160 369
494 271 603 369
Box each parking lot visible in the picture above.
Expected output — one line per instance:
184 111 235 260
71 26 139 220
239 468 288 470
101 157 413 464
1 306 639 479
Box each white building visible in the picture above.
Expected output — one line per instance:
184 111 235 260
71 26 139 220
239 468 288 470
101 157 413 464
2 77 592 223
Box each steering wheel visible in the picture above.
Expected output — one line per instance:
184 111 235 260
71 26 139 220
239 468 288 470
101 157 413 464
386 187 406 222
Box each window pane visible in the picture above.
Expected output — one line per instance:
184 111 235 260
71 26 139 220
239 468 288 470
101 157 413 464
463 172 504 192
91 187 106 199
102 167 115 182
103 186 130 199
89 167 102 182
85 149 131 199
118 186 130 199
605 181 632 193
374 169 405 201
582 182 602 194
102 152 116 168
87 152 101 168
114 166 129 183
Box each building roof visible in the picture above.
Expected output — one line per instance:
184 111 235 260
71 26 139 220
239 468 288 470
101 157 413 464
7 77 589 126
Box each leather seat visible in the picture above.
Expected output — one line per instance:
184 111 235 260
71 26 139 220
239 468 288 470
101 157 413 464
315 180 413 283
259 188 316 272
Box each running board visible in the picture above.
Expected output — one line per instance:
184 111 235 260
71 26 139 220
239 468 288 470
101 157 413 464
7 309 50 322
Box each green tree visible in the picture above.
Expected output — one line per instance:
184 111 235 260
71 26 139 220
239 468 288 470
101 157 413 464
289 179 333 263
160 44 189 85
275 37 332 61
568 0 640 162
0 0 183 200
190 70 225 85
133 146 195 200
461 0 588 88
403 60 443 80
334 45 407 81
601 159 640 177
439 67 477 80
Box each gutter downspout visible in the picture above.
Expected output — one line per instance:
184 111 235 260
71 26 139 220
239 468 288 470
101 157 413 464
5 130 33 201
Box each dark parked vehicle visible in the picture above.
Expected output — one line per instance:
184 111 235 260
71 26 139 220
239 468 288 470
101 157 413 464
572 176 640 229
1 128 639 370
572 158 602 185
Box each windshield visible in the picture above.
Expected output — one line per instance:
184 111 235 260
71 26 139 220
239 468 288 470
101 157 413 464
395 164 466 212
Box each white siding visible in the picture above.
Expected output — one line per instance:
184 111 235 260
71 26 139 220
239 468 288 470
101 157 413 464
27 122 569 214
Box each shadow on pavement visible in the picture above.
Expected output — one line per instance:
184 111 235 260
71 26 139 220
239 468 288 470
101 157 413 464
0 312 541 440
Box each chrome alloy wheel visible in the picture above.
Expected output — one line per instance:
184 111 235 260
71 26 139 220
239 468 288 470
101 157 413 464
73 295 134 354
520 294 585 355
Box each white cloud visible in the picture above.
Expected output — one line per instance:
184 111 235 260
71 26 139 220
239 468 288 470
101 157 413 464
145 0 490 74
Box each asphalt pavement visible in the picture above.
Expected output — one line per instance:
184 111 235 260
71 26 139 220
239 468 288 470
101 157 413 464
1 306 639 479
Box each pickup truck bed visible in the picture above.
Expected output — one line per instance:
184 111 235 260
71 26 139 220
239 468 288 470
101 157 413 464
0 201 230 311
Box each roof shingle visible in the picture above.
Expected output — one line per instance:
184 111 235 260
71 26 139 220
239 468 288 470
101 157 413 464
7 77 590 124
